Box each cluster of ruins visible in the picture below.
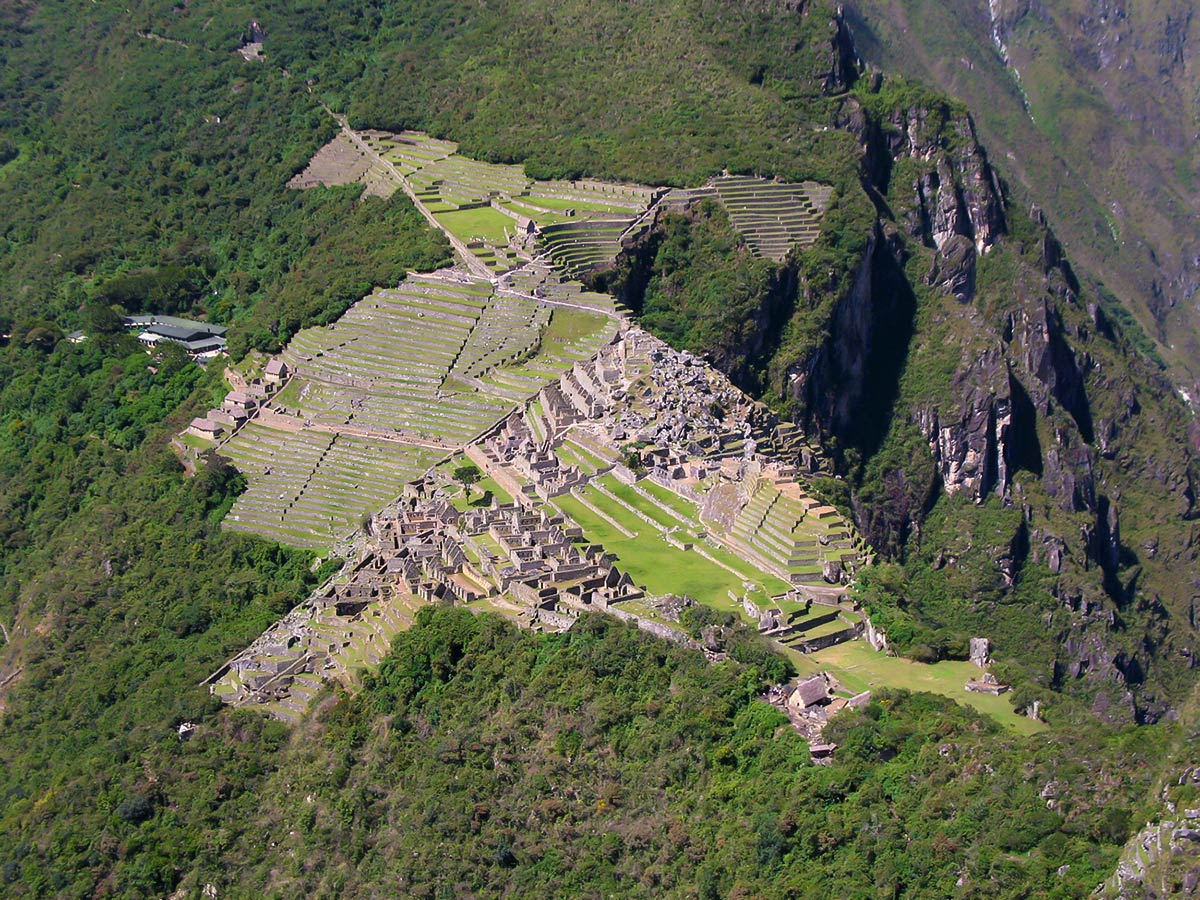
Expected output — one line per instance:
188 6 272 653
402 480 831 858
212 321 877 723
202 126 906 745
211 476 651 718
471 324 865 590
764 673 873 763
187 360 290 442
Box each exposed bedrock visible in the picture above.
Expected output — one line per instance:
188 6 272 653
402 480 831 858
606 31 1198 714
839 93 1008 255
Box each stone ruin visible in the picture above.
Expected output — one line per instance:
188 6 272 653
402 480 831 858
969 636 991 667
762 673 872 763
474 322 868 601
965 636 1010 694
211 475 649 719
206 130 892 726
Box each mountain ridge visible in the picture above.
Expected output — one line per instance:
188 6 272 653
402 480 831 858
842 0 1200 395
0 2 1196 896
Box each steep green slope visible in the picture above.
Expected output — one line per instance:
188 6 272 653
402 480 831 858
840 0 1200 388
0 341 330 897
0 2 450 336
588 44 1197 720
138 0 862 187
0 10 451 896
178 608 1166 900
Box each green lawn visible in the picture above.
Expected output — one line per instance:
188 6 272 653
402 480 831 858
450 480 512 512
600 476 687 530
180 432 215 451
802 615 858 640
272 378 304 408
789 639 1046 735
500 200 574 225
702 542 794 597
542 307 608 343
558 437 613 472
553 442 596 474
637 479 702 522
434 206 517 244
476 476 512 504
466 596 525 623
551 492 752 618
568 475 791 611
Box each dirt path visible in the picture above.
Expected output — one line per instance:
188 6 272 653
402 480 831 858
495 282 623 321
224 366 248 391
253 407 461 452
336 120 496 281
138 31 191 49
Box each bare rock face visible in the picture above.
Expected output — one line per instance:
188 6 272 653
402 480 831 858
820 6 859 95
812 225 879 435
1042 428 1097 513
845 97 1007 255
969 637 991 667
915 359 1010 503
926 233 976 302
1010 298 1094 442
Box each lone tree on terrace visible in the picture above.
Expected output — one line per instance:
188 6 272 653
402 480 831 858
452 463 482 501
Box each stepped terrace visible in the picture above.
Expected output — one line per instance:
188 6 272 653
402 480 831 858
220 423 442 550
211 272 615 551
725 476 860 586
712 175 833 261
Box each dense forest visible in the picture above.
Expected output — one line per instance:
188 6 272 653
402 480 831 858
0 0 1196 897
171 608 1178 899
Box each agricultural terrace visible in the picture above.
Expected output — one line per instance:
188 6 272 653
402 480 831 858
218 272 615 551
219 422 443 551
712 175 833 261
362 129 455 176
288 132 401 198
724 476 862 586
357 129 657 277
538 217 636 280
276 272 613 444
213 570 433 723
502 262 624 316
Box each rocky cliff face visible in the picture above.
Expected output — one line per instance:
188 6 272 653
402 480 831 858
842 0 1200 399
1101 759 1200 899
612 8 1197 718
799 15 1195 715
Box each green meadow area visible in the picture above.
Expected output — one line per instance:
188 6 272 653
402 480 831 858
434 206 518 244
553 492 753 617
792 639 1046 734
551 477 794 617
553 474 1042 734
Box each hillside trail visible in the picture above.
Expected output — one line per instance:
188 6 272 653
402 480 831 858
254 406 459 452
495 279 623 321
333 115 495 281
325 108 662 316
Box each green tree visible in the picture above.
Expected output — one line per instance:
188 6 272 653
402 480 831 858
452 463 482 501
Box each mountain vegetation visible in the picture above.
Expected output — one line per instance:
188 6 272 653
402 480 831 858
66 607 1187 900
841 0 1200 389
0 0 1196 897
